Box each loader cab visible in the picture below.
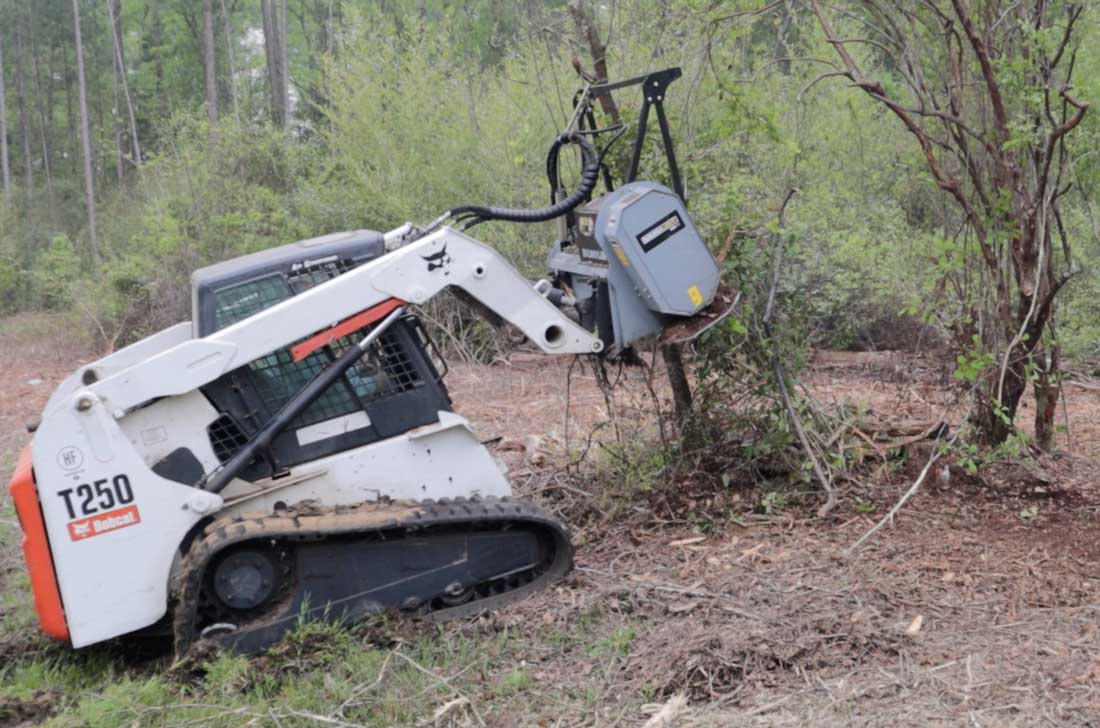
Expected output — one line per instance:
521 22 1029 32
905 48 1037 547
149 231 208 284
191 231 452 482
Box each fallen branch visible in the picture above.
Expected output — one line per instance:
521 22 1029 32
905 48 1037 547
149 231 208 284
871 419 948 439
641 694 688 727
847 429 959 555
761 189 837 518
854 419 949 453
390 649 487 727
334 649 394 716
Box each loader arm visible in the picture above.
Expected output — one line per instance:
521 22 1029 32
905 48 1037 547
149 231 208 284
75 228 602 418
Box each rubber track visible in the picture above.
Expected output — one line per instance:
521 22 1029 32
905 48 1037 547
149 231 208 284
171 497 572 655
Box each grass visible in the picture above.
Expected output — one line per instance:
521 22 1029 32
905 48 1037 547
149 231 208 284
2 623 419 726
0 362 658 726
0 559 653 727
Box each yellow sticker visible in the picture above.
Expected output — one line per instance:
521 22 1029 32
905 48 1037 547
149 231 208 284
688 285 704 307
612 245 631 267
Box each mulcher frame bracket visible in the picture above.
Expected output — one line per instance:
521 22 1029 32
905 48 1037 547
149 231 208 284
590 67 685 202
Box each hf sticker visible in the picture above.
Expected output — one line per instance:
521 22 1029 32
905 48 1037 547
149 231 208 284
56 446 84 471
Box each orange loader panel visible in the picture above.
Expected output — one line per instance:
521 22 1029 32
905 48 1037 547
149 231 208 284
9 445 69 642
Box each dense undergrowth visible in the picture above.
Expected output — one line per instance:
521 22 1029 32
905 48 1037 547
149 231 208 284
11 3 1100 363
4 1 1098 523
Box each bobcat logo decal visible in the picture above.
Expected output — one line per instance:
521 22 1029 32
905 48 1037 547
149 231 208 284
421 243 452 275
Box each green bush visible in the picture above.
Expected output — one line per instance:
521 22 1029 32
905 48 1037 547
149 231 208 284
2 2 1094 362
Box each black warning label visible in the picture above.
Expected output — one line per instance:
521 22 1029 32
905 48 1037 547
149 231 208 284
637 211 685 252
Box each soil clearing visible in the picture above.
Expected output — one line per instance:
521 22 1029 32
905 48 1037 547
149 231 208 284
1 313 1098 726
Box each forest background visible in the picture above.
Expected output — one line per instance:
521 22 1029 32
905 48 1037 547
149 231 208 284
3 0 1100 467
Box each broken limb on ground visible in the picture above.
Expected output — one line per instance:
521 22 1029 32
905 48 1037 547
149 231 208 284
1 314 1098 726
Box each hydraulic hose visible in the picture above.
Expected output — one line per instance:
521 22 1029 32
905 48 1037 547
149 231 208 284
448 132 600 225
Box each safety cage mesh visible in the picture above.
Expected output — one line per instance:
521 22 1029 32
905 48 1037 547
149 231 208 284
206 256 423 461
212 258 358 331
208 414 250 462
245 325 420 429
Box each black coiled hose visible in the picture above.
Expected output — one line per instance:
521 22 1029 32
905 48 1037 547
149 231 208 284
448 132 600 226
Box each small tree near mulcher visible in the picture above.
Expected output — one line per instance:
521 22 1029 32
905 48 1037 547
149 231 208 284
810 1 1088 450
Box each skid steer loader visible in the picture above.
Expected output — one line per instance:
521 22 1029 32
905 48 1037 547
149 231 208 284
8 68 734 654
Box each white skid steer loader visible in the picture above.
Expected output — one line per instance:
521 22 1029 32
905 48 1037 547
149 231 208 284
9 69 735 654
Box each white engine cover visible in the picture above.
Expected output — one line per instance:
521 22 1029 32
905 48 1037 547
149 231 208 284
217 411 511 514
33 385 509 647
32 390 221 648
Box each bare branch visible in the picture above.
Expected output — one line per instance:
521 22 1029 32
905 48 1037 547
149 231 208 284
1051 90 1088 142
810 0 997 272
799 70 849 99
1049 5 1084 70
949 0 1010 139
702 0 785 25
739 56 840 85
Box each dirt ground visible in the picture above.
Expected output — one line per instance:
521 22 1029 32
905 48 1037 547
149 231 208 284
1 314 1099 726
450 349 1100 726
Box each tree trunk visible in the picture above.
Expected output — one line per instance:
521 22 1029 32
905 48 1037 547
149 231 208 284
1033 343 1060 452
66 69 77 176
111 79 124 184
202 0 219 130
219 0 241 124
972 360 1026 446
107 0 141 170
774 0 795 75
567 0 621 125
260 0 286 127
151 5 168 121
106 1 124 182
71 0 98 258
330 0 337 50
28 9 54 202
260 0 276 118
0 33 11 196
662 342 694 424
279 0 290 124
13 19 33 194
323 0 337 55
108 21 124 187
525 0 543 24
